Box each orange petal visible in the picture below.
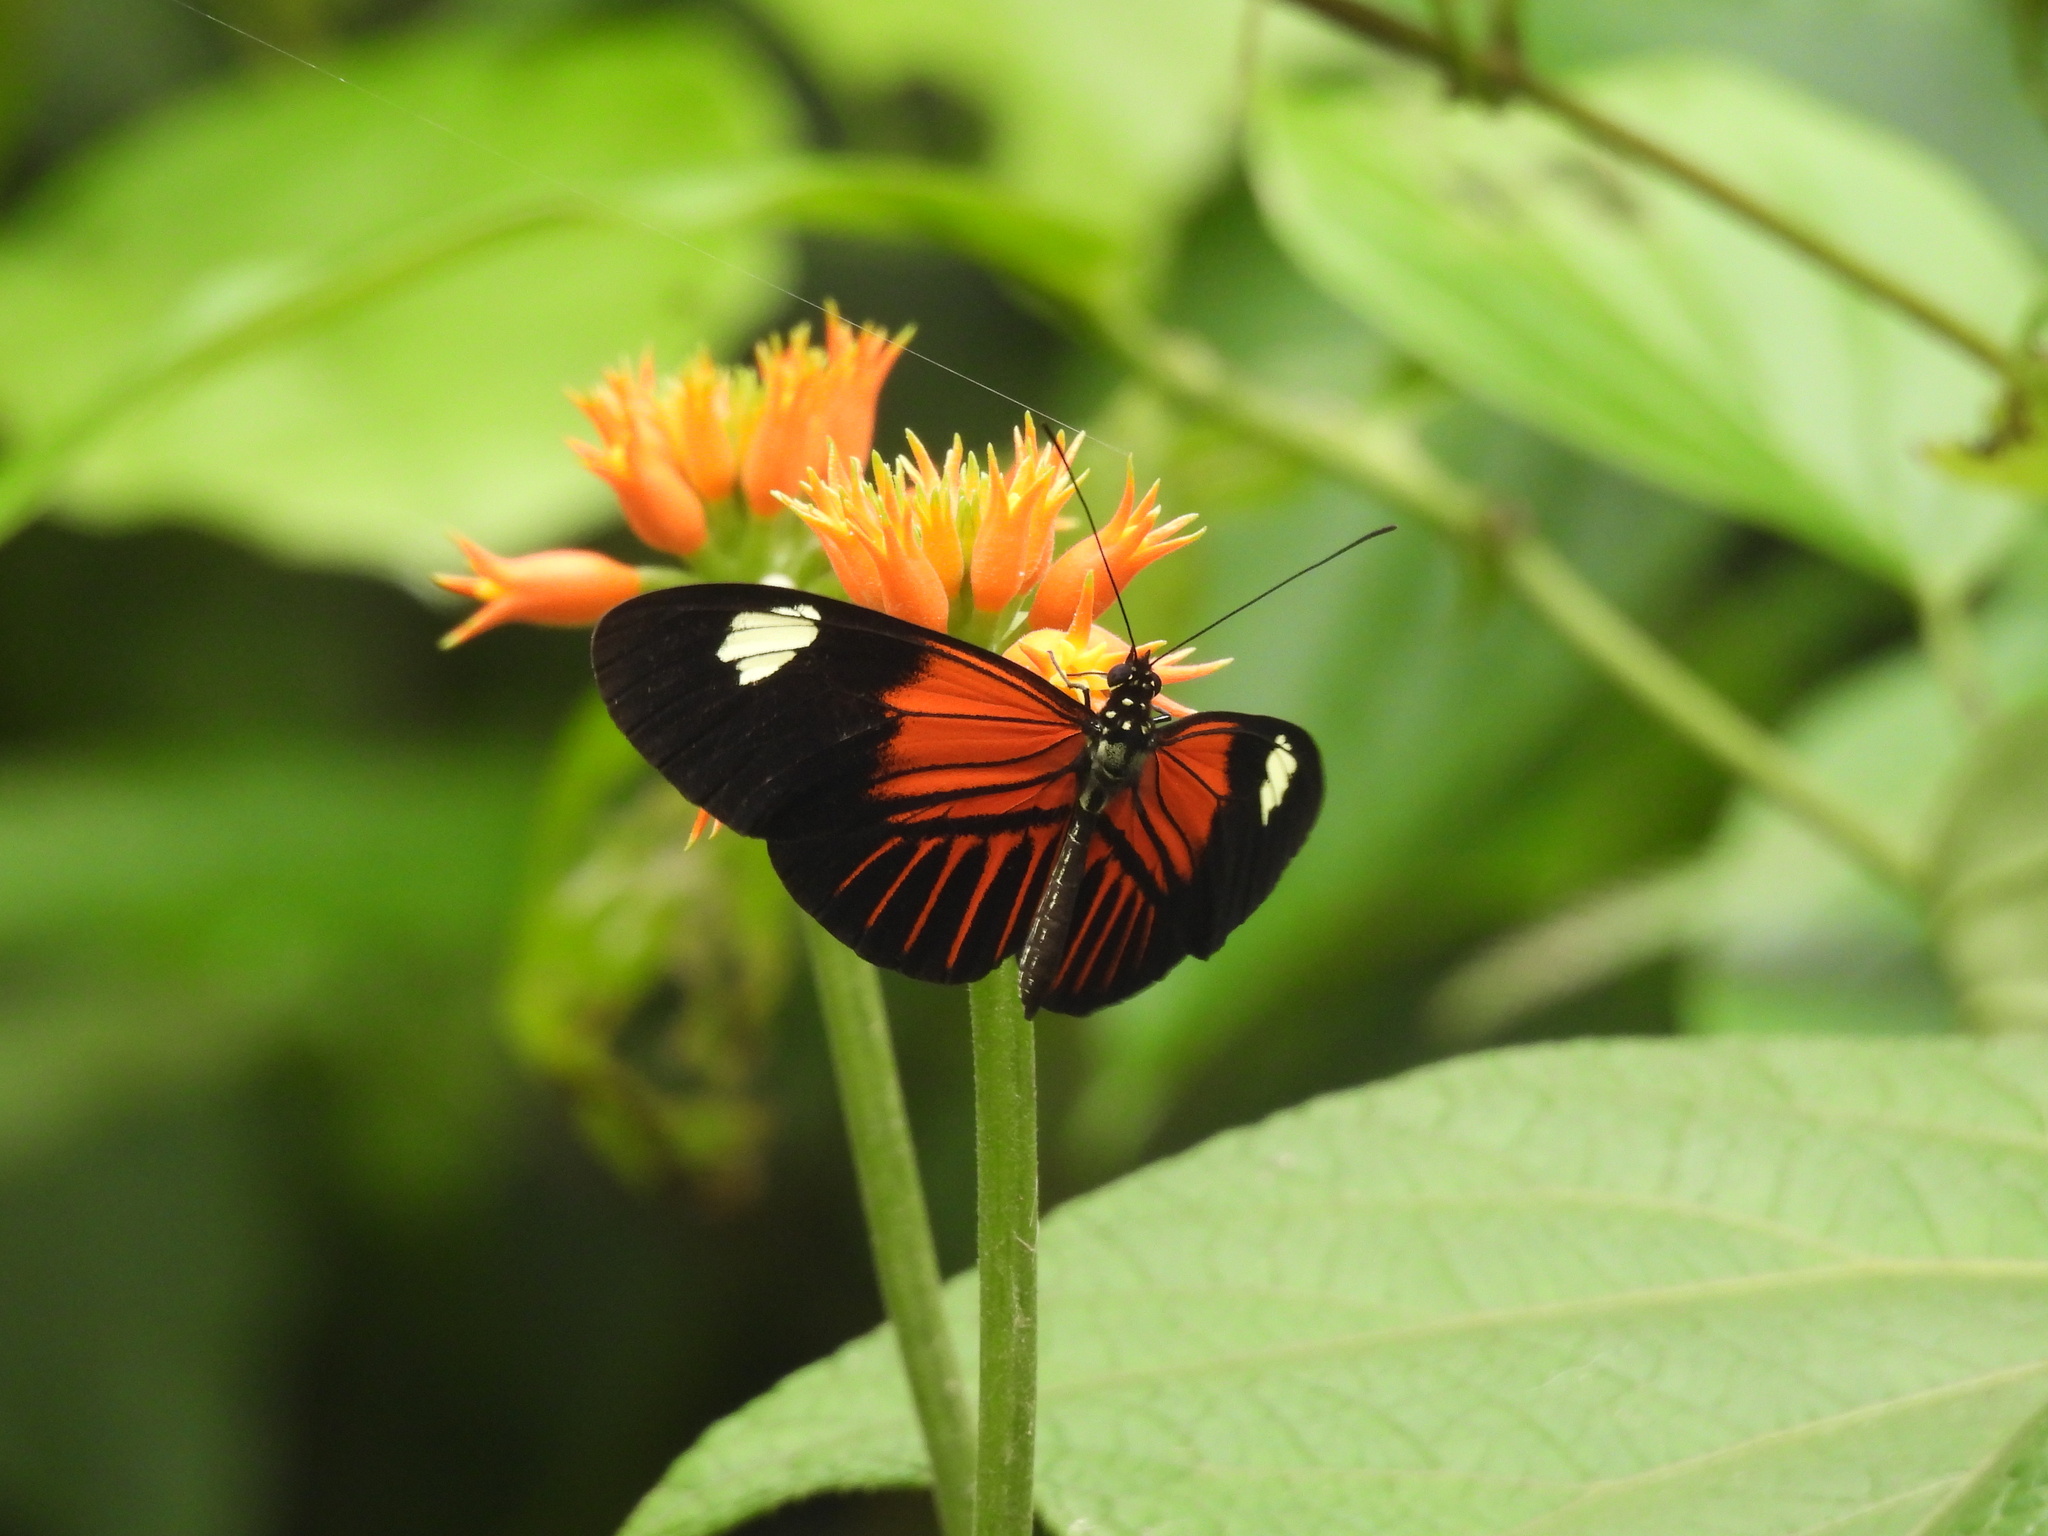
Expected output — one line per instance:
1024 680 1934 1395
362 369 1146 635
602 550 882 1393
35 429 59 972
434 535 641 647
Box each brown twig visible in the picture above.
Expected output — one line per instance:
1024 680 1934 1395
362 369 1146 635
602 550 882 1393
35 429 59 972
1280 0 2022 384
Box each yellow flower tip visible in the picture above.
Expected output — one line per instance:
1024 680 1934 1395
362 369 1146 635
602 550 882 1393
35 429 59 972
1001 611 1228 715
432 534 642 647
1147 643 1232 686
781 442 950 630
684 806 724 848
1062 569 1098 647
671 350 740 504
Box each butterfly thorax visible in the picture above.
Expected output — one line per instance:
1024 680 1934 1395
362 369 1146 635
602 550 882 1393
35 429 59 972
1079 656 1162 813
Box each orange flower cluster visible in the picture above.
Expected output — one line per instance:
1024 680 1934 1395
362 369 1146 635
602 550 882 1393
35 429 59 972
433 308 1220 716
569 308 909 553
434 305 907 648
783 418 1201 638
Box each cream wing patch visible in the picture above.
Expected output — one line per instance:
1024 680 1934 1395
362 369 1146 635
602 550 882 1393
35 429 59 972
1258 735 1298 825
717 604 822 685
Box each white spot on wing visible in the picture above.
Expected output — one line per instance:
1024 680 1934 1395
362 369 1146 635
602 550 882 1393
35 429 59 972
1258 734 1297 825
717 603 821 685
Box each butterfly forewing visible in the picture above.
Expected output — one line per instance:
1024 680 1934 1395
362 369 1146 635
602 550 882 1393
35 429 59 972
595 585 1084 834
594 585 1091 983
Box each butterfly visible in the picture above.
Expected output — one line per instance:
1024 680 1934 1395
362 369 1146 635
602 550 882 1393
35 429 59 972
591 582 1336 1017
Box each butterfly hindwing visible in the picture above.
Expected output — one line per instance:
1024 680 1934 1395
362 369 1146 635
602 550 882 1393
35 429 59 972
1035 713 1322 1015
593 584 1090 983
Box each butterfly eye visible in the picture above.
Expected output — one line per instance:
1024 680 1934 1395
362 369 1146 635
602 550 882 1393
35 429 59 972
1107 662 1133 686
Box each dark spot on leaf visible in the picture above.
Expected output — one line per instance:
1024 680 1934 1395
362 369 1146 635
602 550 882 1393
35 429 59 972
1546 153 1643 225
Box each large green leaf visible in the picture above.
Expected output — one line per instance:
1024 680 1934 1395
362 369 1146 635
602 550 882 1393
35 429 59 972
1682 552 2048 1040
753 0 1245 256
0 14 794 571
1931 706 2048 1034
1249 53 2035 600
625 1036 2048 1536
1519 0 2048 248
1917 1393 2048 1536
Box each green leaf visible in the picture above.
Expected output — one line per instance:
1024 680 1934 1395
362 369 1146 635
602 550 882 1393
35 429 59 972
504 694 796 1195
1249 53 2036 599
1682 552 2048 1040
753 0 1248 255
0 14 795 572
625 1036 2048 1536
1915 1392 2048 1536
1681 644 1962 1039
1932 705 2048 1034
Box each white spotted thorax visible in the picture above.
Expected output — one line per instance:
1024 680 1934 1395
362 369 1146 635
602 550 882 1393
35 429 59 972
717 604 822 685
1259 734 1298 824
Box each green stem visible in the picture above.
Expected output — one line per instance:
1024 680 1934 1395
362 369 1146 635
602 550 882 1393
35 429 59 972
969 963 1038 1536
1502 535 1922 890
804 927 977 1536
1917 589 1996 728
1279 0 2020 383
1103 315 1924 895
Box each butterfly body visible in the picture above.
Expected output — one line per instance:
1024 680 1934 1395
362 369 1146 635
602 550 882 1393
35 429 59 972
1016 659 1163 1015
593 584 1322 1016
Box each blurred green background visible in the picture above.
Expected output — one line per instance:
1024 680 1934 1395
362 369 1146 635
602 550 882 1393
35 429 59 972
1 1 2040 1533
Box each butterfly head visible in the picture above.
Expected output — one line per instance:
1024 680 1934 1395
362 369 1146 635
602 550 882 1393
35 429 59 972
1091 650 1163 757
1104 653 1160 700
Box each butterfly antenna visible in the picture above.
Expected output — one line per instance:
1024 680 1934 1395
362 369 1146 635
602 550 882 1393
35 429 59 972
1048 430 1137 651
1169 525 1397 653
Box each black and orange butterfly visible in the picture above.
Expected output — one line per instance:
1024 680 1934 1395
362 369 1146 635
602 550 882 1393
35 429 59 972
591 531 1389 1016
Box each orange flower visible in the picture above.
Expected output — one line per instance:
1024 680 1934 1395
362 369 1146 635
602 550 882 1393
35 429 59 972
786 448 951 632
569 355 709 558
668 351 743 505
968 417 1076 614
781 419 1223 706
782 422 1083 633
740 308 910 516
432 535 641 648
1026 465 1200 631
567 305 908 553
1005 572 1229 717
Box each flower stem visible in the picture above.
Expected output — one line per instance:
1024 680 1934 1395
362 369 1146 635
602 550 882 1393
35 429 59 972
1103 315 1924 895
803 925 977 1536
1917 589 1994 727
969 963 1038 1536
1280 0 2020 384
